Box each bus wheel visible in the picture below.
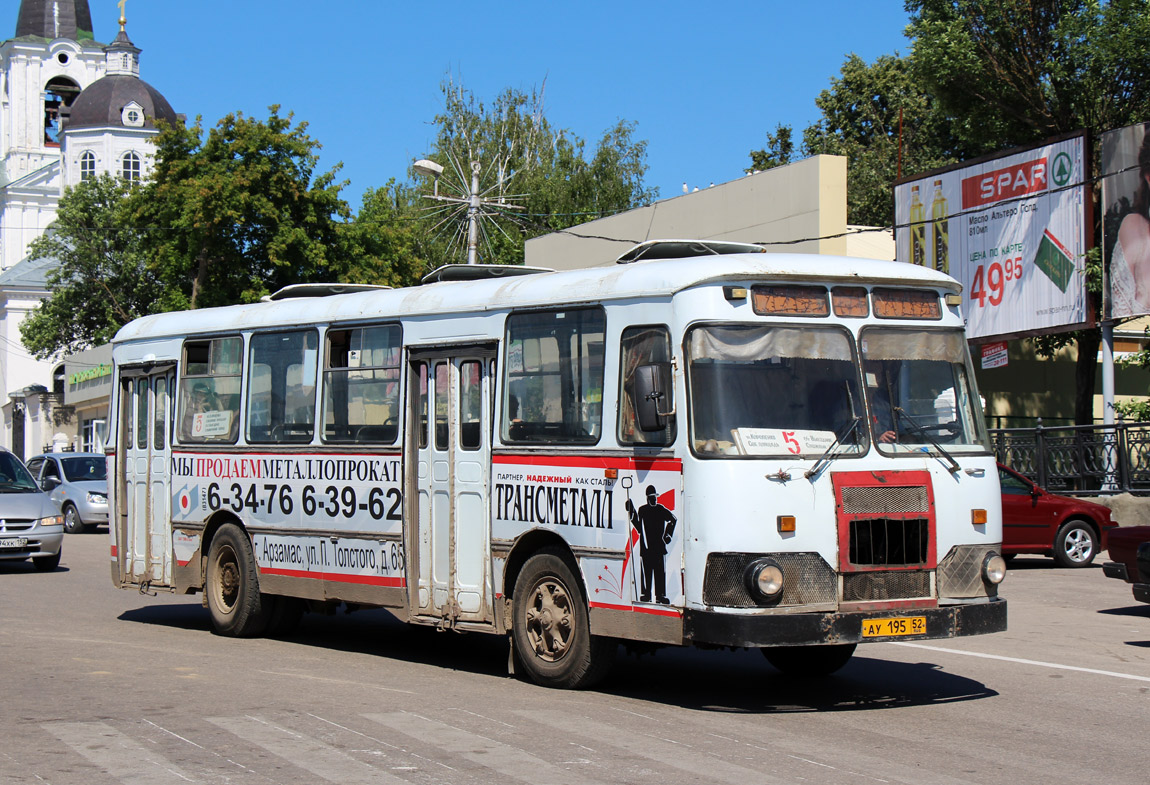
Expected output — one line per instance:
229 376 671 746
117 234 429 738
763 644 856 676
205 524 272 637
512 549 613 689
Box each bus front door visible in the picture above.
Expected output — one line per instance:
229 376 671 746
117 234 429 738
407 349 494 628
117 369 175 589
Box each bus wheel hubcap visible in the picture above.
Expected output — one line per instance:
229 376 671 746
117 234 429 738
526 580 573 661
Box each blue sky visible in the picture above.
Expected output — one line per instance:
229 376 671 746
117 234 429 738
104 1 912 207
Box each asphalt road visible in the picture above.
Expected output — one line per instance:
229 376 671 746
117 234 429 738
2 531 1147 785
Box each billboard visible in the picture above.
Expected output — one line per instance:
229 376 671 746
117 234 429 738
1100 122 1150 320
894 134 1088 340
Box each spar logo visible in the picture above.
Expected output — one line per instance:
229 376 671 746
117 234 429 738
962 158 1047 209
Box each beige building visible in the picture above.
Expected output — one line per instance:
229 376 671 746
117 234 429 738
525 156 894 269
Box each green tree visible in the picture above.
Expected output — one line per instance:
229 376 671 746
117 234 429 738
801 54 969 227
19 176 159 359
749 54 967 229
415 80 657 267
20 107 357 358
344 179 429 288
140 106 353 310
908 0 1150 423
748 123 796 173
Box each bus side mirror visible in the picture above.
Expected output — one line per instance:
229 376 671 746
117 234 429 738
634 363 675 431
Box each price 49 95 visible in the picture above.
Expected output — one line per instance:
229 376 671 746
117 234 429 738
970 256 1022 307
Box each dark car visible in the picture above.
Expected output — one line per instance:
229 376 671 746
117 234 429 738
1102 525 1150 604
998 463 1118 567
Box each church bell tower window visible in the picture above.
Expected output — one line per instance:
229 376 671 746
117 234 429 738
44 77 82 145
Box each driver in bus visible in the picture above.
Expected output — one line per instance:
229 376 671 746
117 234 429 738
865 361 899 443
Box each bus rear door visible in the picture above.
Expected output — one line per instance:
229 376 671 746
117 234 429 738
407 347 495 628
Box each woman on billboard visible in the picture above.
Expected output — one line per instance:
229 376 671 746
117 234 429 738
1111 128 1150 317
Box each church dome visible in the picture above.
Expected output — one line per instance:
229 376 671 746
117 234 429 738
64 74 177 131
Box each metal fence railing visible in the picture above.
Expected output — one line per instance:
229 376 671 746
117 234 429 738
989 421 1150 494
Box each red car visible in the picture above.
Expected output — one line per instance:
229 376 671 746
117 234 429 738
1102 525 1150 604
998 463 1118 567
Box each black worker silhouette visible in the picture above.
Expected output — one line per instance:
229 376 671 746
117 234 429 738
626 484 677 603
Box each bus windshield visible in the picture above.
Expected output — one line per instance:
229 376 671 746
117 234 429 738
687 324 867 457
860 327 989 454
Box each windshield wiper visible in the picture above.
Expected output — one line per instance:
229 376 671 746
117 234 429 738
893 407 961 474
805 416 863 479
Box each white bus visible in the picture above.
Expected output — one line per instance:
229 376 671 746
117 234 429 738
107 241 1007 688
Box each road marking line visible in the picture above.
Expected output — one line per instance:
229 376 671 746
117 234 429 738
889 642 1150 682
517 709 802 785
257 670 415 693
207 715 409 784
365 711 605 785
45 721 196 785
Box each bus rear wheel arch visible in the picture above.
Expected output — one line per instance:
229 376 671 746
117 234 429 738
205 522 273 637
511 547 614 689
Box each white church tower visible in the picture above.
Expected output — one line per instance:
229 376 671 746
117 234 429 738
1 2 178 459
0 0 104 271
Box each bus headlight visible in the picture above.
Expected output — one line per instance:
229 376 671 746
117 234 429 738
982 553 1007 585
745 558 785 601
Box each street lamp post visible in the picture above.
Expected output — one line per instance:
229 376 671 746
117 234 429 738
412 157 525 266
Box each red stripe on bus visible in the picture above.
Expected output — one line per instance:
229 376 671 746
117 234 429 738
493 454 682 471
589 601 682 618
110 545 117 557
260 567 405 588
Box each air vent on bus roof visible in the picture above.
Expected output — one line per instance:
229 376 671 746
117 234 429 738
262 283 391 301
420 264 553 284
615 239 766 264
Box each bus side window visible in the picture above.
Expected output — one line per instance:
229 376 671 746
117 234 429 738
178 336 242 444
322 324 402 444
247 330 318 444
501 308 605 444
619 325 675 446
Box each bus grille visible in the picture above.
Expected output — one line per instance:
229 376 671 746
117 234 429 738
849 518 929 566
842 570 931 602
841 485 929 514
703 552 837 608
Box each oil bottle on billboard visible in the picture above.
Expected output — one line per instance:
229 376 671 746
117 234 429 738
910 185 927 267
931 179 949 274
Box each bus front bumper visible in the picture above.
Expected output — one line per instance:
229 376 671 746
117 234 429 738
683 598 1006 648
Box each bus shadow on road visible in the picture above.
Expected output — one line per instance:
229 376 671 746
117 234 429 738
599 645 998 713
117 604 997 710
116 602 511 678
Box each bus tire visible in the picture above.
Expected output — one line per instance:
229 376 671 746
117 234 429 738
511 548 613 689
205 524 272 637
763 643 856 676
